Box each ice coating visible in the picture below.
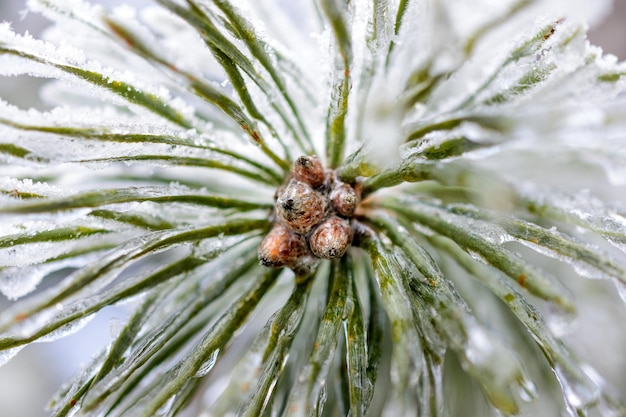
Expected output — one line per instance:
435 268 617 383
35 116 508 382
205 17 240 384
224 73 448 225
0 0 624 415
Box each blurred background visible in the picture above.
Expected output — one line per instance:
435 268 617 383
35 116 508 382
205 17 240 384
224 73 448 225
0 1 625 416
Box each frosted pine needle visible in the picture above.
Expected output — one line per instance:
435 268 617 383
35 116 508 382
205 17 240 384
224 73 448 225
0 1 625 416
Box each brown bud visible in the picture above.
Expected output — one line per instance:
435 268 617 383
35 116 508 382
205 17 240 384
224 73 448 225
331 183 358 217
292 155 325 188
275 180 326 234
258 223 309 268
309 216 353 259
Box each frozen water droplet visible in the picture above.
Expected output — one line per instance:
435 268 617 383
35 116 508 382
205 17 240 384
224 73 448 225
606 237 626 255
567 254 615 281
465 325 493 367
547 304 576 338
195 349 219 377
554 364 600 415
518 378 538 402
0 265 46 300
38 314 94 343
194 235 243 260
0 346 23 368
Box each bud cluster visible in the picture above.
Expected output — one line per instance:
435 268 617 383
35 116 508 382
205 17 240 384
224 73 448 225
258 155 361 275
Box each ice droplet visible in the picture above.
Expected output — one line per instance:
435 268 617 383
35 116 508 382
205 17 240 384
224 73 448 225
0 346 24 368
0 265 45 300
195 349 219 377
38 314 95 343
553 364 600 416
546 304 577 338
465 325 493 366
518 378 538 402
463 324 537 413
580 363 626 417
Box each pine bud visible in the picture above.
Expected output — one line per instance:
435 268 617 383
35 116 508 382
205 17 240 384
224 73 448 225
275 179 326 234
258 223 309 268
331 183 359 217
292 155 325 188
309 216 353 259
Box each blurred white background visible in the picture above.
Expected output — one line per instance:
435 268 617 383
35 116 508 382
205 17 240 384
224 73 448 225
0 1 624 416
